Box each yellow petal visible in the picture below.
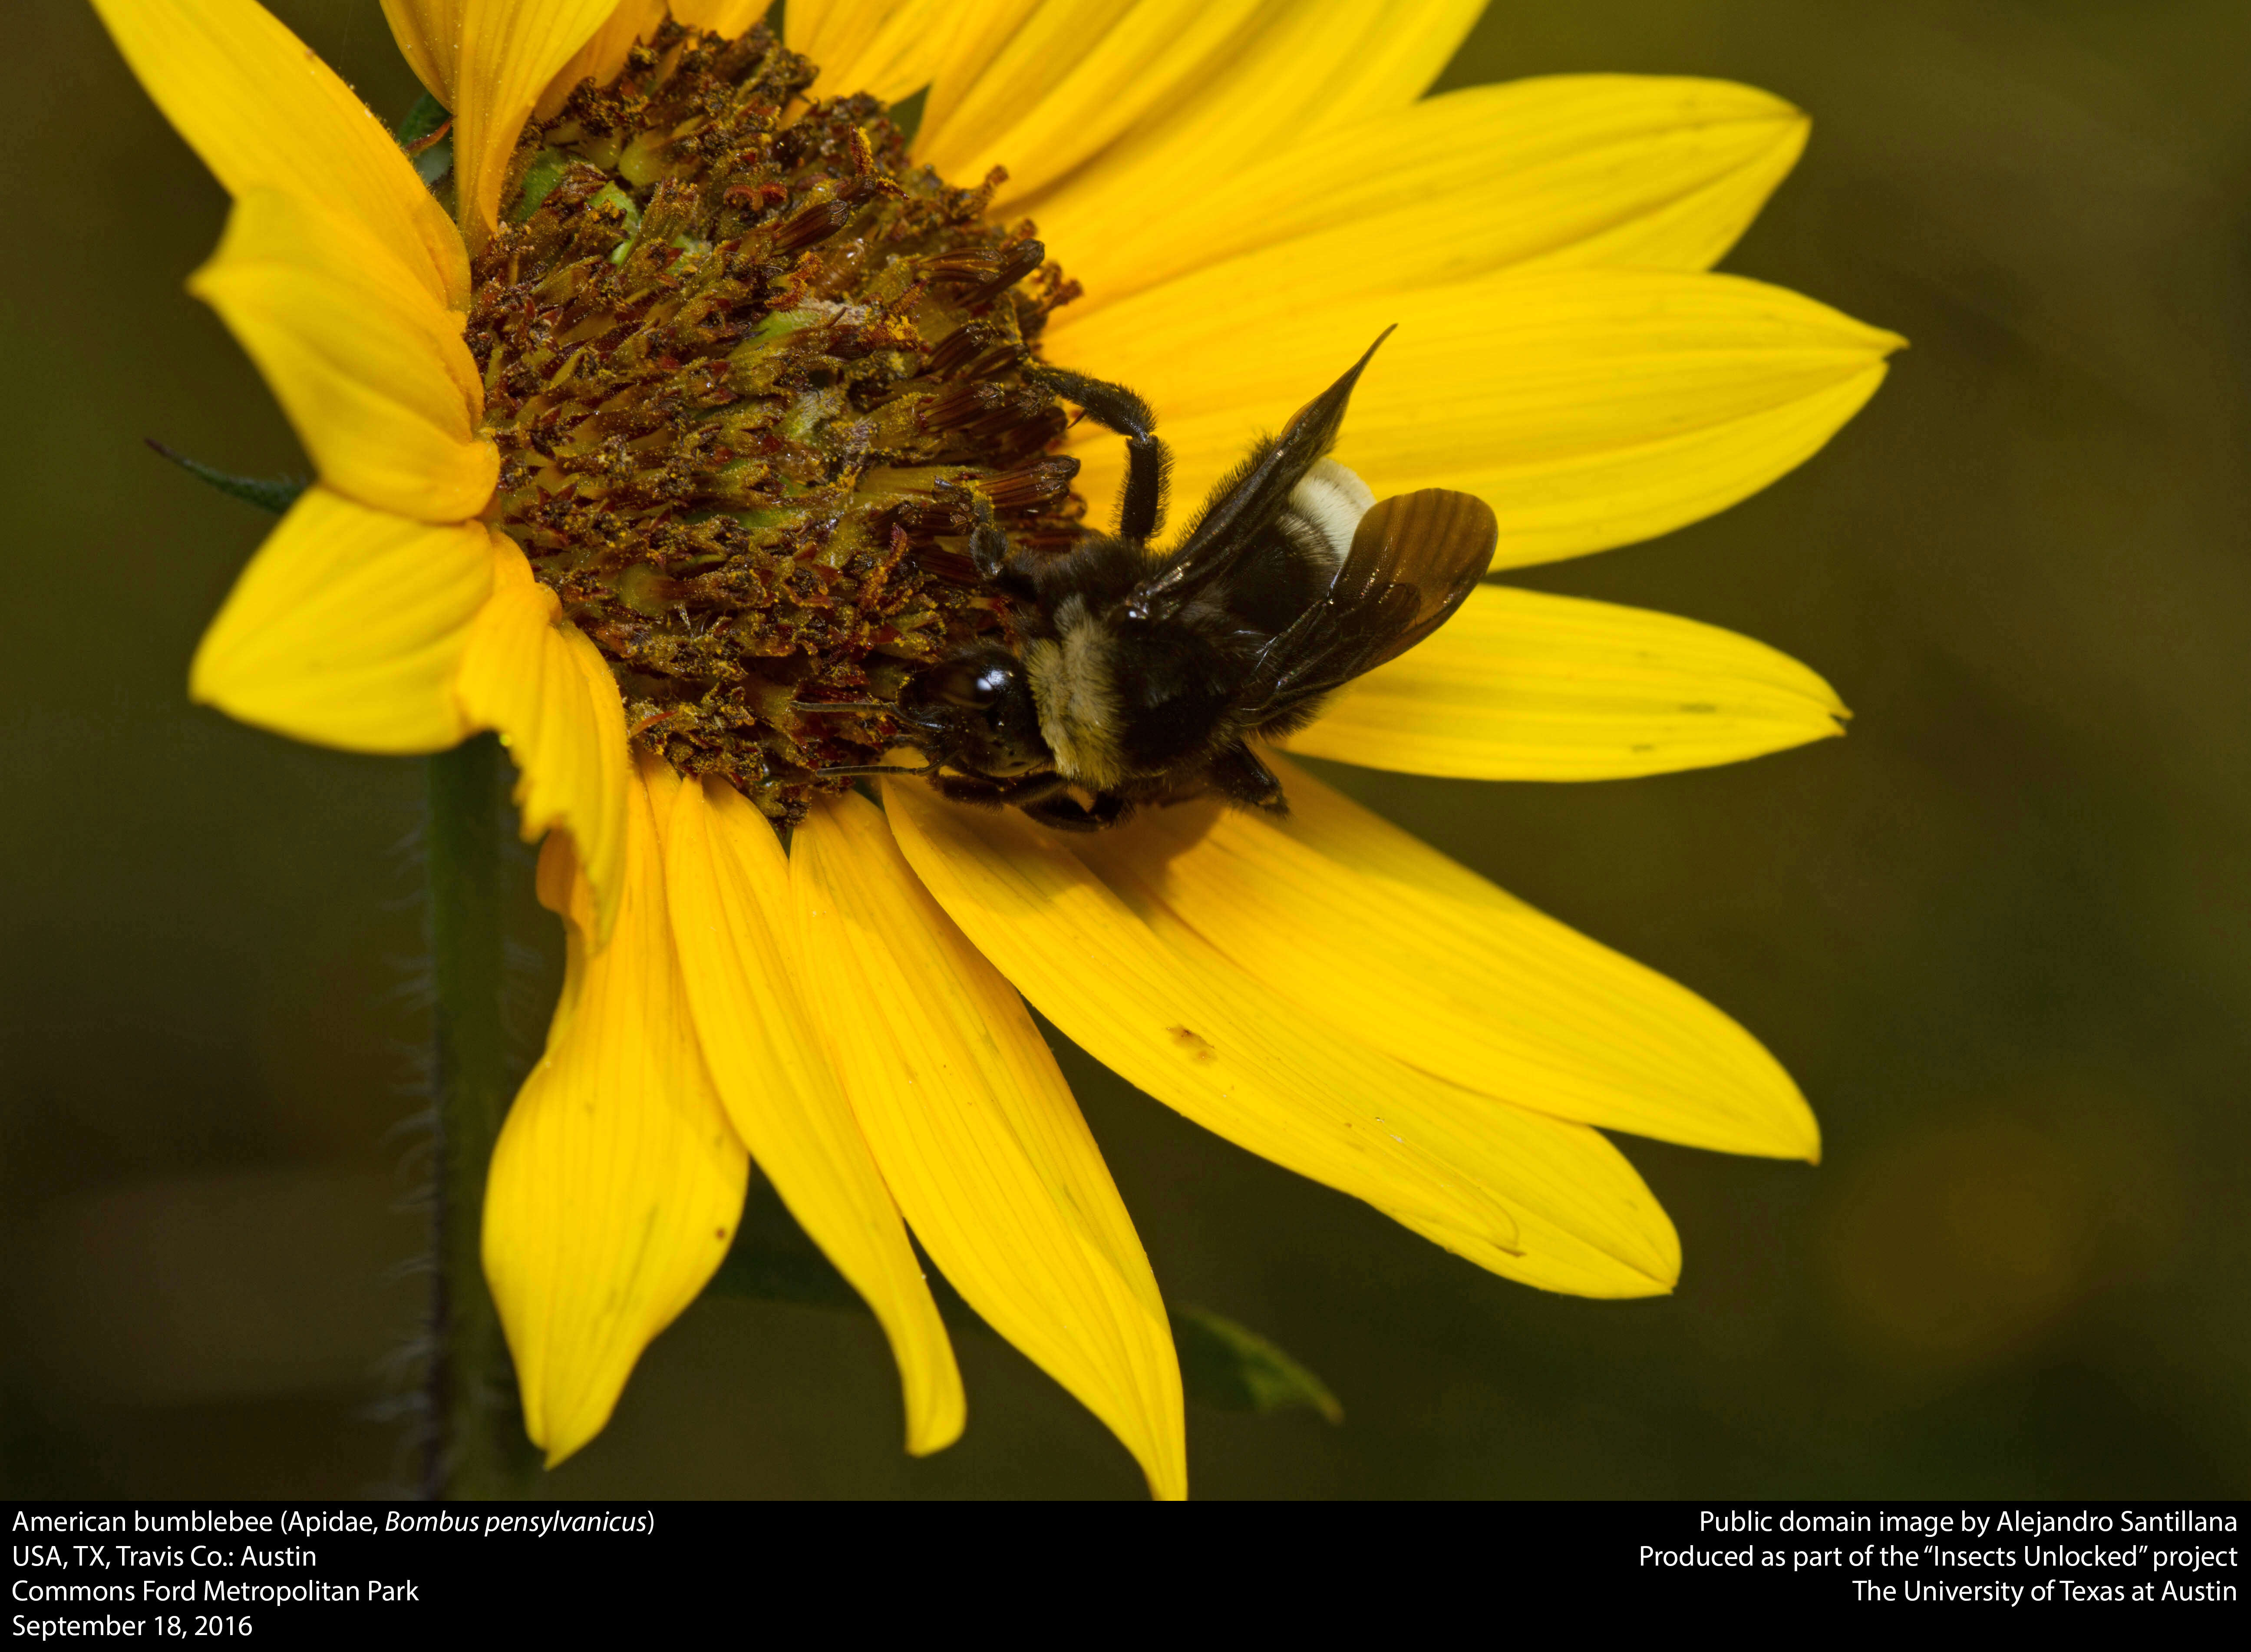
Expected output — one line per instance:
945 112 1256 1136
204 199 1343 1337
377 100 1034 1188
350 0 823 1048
380 0 463 109
672 0 766 33
1286 583 1847 780
453 538 630 943
386 1 640 134
1021 0 1482 225
1055 268 1901 566
92 0 468 312
484 763 749 1466
1090 760 1820 1160
795 793 1185 1497
186 189 495 525
885 780 1680 1298
914 1 1266 210
537 0 667 120
189 487 489 753
886 1 1030 130
1050 76 1809 314
785 0 959 103
664 777 965 1456
449 0 620 251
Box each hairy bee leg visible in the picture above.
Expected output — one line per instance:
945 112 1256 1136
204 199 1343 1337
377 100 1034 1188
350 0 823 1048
819 755 941 778
1026 363 1170 544
998 772 1071 807
1021 790 1130 832
959 488 1038 600
931 772 1010 808
1204 742 1288 814
933 770 1066 810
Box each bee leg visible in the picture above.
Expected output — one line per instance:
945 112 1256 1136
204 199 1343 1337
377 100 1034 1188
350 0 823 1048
1020 790 1130 832
958 487 1038 601
1204 742 1288 814
931 772 1010 808
819 755 941 778
998 773 1070 807
1026 363 1170 545
933 770 1067 810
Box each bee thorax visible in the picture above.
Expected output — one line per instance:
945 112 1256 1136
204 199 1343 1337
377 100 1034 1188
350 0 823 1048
1023 621 1125 789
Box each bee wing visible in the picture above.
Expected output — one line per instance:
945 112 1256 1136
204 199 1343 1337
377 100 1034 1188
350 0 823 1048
1331 488 1500 670
1247 489 1499 718
1138 327 1395 608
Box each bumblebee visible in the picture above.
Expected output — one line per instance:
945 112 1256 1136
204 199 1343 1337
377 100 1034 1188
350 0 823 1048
836 331 1498 831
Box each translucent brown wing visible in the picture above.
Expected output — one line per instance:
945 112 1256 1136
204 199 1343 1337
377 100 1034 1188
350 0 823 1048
1246 489 1499 722
1333 489 1500 670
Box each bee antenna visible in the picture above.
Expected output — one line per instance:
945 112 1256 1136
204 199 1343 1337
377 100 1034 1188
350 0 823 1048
816 758 941 778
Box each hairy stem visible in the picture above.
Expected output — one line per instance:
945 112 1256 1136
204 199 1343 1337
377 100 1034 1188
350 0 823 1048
422 735 532 1498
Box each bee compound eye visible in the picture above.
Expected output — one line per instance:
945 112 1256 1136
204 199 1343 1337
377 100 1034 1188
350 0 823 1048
932 657 1016 709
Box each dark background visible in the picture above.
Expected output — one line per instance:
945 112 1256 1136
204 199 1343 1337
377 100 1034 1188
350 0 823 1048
5 0 2246 1498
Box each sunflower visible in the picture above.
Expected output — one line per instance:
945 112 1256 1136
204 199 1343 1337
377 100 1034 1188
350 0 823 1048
93 0 1898 1500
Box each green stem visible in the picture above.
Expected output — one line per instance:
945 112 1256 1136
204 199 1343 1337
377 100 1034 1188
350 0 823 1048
422 735 532 1498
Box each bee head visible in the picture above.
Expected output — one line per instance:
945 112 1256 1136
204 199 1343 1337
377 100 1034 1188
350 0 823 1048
898 643 1053 777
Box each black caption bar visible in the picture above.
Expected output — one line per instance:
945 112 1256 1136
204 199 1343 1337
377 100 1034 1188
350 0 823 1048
1632 1501 2241 1608
3 1501 2242 1632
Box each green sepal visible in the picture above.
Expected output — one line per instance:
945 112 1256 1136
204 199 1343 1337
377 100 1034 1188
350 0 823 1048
595 184 646 264
885 86 929 147
749 306 826 345
512 147 573 221
710 1206 1343 1422
146 439 307 516
1168 1305 1343 1423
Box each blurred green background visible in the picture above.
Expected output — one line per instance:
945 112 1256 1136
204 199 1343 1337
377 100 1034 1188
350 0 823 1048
6 0 2248 1499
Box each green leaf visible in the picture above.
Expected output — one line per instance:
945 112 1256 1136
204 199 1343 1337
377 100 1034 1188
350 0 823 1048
396 91 451 148
146 439 307 515
396 92 454 193
708 1190 1342 1423
415 135 455 191
1168 1306 1343 1423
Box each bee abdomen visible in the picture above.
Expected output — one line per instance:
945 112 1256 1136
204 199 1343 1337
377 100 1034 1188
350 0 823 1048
1277 458 1377 569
